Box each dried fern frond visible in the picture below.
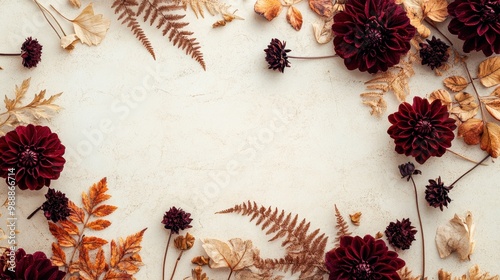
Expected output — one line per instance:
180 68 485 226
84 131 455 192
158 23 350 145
334 204 351 247
0 78 62 136
398 266 423 280
217 201 329 279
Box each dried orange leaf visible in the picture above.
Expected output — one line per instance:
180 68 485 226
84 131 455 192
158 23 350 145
254 0 282 21
458 118 484 145
92 205 118 217
422 0 448 22
90 177 111 205
51 242 67 267
202 238 258 270
82 236 108 250
86 219 111 230
49 222 78 247
435 211 474 261
119 228 147 255
444 76 468 92
286 6 303 31
82 192 92 214
481 122 500 158
60 220 79 235
308 0 333 17
429 89 452 110
110 240 120 267
68 200 85 224
484 99 500 121
94 247 106 276
70 3 111 46
117 253 143 274
103 270 133 279
478 57 500 87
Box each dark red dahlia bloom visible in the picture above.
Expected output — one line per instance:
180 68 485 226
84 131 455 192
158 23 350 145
264 38 291 73
332 0 416 74
325 235 405 280
0 248 66 280
448 0 500 56
20 37 43 68
41 188 70 222
398 162 421 181
425 177 452 211
0 124 66 190
385 218 417 250
162 207 193 234
387 96 457 164
419 36 450 70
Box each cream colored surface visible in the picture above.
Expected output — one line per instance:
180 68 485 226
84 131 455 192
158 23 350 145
1 0 499 279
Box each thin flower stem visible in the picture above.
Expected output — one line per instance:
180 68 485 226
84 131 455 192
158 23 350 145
288 55 338 60
27 206 42 219
169 250 184 280
424 19 454 47
162 231 173 280
33 0 62 39
227 270 234 280
49 4 72 22
0 53 21 56
463 62 487 121
446 149 487 165
450 154 490 187
410 176 425 279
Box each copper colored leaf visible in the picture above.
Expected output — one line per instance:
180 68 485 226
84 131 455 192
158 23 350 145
90 177 111 205
435 211 475 261
478 57 500 87
202 238 258 270
51 242 67 267
109 228 147 275
86 219 111 230
116 253 143 274
82 236 108 250
254 0 282 21
481 122 500 158
110 240 120 267
68 200 86 224
458 118 484 145
308 0 333 17
49 222 78 247
82 192 92 214
92 205 118 217
286 6 303 31
429 89 452 110
119 228 147 255
103 271 133 279
60 220 79 235
484 99 500 121
94 247 107 276
444 76 468 92
70 3 111 46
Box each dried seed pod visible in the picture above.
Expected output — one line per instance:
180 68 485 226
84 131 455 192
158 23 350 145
174 232 195 250
191 256 210 266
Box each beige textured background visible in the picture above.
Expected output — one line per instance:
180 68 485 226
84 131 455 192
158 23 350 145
1 0 499 278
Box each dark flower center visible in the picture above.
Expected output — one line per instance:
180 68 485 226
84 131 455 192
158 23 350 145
353 261 374 279
363 18 385 50
20 148 39 167
481 1 500 23
415 119 433 135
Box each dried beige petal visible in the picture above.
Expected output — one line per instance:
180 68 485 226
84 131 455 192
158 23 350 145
429 89 452 110
286 6 302 31
478 57 500 87
481 122 500 158
61 34 79 51
458 118 484 145
313 18 334 44
254 0 282 21
349 212 361 226
444 76 468 92
71 3 111 46
435 211 474 261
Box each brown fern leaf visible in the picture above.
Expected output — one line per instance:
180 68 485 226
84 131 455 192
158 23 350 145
217 201 328 279
112 0 156 59
334 204 351 247
137 0 206 69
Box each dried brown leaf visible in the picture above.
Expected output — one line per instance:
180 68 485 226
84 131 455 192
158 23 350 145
450 92 479 122
438 269 452 280
86 219 112 231
51 242 67 267
286 6 302 31
491 86 500 97
70 3 111 46
68 200 85 224
254 0 282 21
202 238 258 270
458 118 484 145
444 76 468 92
422 0 448 22
480 122 500 158
109 228 147 275
334 205 351 246
49 222 78 247
60 219 80 235
313 18 333 44
92 204 117 217
435 211 474 261
308 0 333 17
407 8 430 38
478 57 500 87
82 236 108 250
483 99 500 121
429 89 452 110
349 212 361 226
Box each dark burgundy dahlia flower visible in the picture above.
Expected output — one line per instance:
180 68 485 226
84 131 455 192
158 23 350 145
0 248 66 280
419 36 450 70
325 235 405 280
20 37 43 68
264 38 291 73
332 0 416 74
425 176 452 210
0 124 66 190
448 0 500 56
388 96 457 164
385 218 417 250
162 207 193 234
41 188 70 222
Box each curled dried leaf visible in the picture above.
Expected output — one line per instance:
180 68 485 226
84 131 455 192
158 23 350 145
422 0 448 22
483 99 500 121
480 122 500 158
61 34 79 51
375 231 384 239
254 0 282 21
478 57 500 87
308 0 333 17
450 92 479 122
429 89 452 110
174 232 195 250
313 18 334 44
435 211 474 261
349 212 361 226
458 118 484 145
444 76 468 92
286 6 303 31
192 256 210 266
